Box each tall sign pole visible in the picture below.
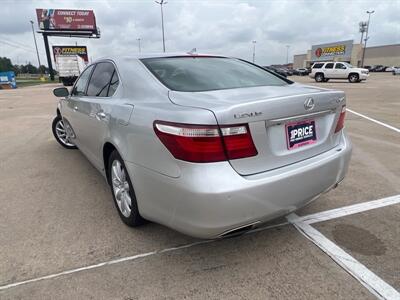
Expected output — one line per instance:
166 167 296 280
137 38 141 53
42 33 54 81
286 45 290 64
30 20 41 70
252 40 256 63
361 10 375 67
155 0 167 52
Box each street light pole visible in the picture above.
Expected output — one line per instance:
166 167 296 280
30 20 41 70
286 45 290 64
155 0 167 52
252 40 256 63
137 38 141 53
361 10 375 67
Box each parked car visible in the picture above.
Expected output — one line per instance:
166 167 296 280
385 66 397 72
263 66 287 77
52 54 352 238
369 65 386 72
392 67 400 75
284 68 294 76
309 62 369 83
293 68 309 76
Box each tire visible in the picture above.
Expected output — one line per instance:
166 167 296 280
348 73 359 83
52 116 77 149
315 73 324 82
108 150 144 227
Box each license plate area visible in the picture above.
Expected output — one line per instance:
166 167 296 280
286 119 317 150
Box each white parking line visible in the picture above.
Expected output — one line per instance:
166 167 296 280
291 194 400 225
347 109 400 133
0 195 399 293
288 213 400 300
0 222 287 291
0 240 212 291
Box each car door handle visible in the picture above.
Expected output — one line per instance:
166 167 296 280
95 112 107 121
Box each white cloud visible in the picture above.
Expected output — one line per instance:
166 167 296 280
0 0 399 67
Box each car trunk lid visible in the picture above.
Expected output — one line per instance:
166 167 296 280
169 83 346 175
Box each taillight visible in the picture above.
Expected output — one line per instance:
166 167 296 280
334 105 346 133
154 121 258 163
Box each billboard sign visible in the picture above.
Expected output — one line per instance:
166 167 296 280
36 9 97 32
311 40 353 61
52 46 89 63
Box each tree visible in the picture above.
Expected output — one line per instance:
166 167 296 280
20 63 38 74
38 65 48 74
0 57 13 72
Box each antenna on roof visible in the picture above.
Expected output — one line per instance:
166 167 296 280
187 48 197 55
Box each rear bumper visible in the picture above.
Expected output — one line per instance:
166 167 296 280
126 131 352 239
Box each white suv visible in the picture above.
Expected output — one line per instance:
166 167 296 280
309 62 369 83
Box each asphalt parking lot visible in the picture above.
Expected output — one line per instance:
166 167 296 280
0 73 399 299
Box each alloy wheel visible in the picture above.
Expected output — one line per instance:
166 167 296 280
111 160 132 218
349 74 358 83
55 119 76 147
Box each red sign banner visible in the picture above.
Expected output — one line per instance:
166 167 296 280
36 9 97 32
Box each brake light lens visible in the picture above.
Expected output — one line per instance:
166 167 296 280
335 105 346 133
154 121 258 163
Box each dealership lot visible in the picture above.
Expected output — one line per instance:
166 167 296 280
0 73 399 299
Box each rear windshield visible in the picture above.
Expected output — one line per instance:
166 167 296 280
141 57 289 92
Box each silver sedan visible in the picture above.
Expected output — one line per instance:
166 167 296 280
52 53 352 238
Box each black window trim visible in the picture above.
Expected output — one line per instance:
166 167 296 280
94 59 121 99
335 62 346 69
325 63 334 69
312 63 324 69
71 64 96 97
72 59 121 99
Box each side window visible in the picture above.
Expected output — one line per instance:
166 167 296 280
108 71 119 97
312 63 324 69
325 63 334 69
87 62 116 97
71 65 94 96
335 63 346 69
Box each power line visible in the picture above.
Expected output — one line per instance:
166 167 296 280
0 36 46 56
0 40 41 54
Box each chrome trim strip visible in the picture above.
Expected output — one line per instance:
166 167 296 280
267 109 335 126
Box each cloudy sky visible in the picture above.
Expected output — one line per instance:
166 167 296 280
1 0 399 66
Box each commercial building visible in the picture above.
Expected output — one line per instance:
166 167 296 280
293 40 400 68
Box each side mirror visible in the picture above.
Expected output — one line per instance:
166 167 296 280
53 87 69 97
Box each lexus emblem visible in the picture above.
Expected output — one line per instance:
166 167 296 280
304 98 315 110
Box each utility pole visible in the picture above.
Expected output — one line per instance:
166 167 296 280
286 45 290 65
361 10 375 67
137 38 141 53
252 40 256 63
155 0 167 52
30 20 41 70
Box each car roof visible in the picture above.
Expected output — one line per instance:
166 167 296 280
94 52 228 62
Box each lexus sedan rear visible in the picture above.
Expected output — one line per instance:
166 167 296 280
52 54 352 238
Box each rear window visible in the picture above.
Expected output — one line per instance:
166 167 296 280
141 57 289 92
312 63 324 69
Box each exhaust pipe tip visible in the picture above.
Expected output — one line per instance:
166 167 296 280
218 221 261 238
